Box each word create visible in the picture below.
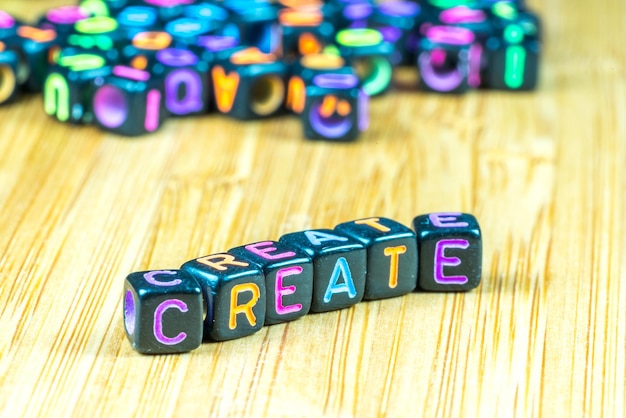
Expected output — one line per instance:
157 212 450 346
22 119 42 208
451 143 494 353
0 0 541 141
123 212 482 354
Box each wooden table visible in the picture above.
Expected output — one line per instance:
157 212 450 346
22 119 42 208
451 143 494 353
1 1 624 417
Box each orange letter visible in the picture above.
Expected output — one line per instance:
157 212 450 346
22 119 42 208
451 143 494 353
229 283 261 329
299 32 322 55
286 76 306 114
18 26 56 43
212 66 240 113
355 218 391 232
196 254 249 272
384 246 407 288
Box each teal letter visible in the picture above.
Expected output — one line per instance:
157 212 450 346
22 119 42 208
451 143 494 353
323 257 356 303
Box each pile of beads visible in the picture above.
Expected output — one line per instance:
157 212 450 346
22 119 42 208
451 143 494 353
123 212 482 354
0 0 540 141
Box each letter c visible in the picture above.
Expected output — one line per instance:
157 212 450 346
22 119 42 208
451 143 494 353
153 299 188 345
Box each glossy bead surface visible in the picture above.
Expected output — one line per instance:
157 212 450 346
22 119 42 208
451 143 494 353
301 72 368 141
152 48 211 116
211 47 288 120
91 65 167 136
412 212 482 292
181 252 267 341
0 46 19 105
44 50 112 123
280 229 366 313
229 241 313 325
417 25 476 94
335 28 395 96
335 217 418 300
123 269 203 354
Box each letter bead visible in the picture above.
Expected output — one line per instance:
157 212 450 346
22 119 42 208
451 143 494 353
301 72 368 141
123 270 203 354
335 217 418 300
181 252 266 341
279 229 366 313
92 65 168 136
44 51 112 124
211 47 288 120
152 48 211 116
229 241 313 325
412 212 482 292
0 46 19 105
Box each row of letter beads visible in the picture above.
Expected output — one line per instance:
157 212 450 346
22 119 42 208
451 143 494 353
123 212 482 354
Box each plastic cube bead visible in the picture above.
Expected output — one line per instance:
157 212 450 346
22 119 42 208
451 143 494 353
92 65 168 136
412 212 482 292
0 44 19 105
44 50 112 123
301 72 368 141
181 252 267 341
417 25 477 94
152 48 211 116
280 229 366 313
211 47 288 120
229 241 313 325
335 217 418 300
335 28 395 97
123 269 203 354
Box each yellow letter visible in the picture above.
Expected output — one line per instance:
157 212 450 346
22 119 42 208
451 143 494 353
229 283 261 329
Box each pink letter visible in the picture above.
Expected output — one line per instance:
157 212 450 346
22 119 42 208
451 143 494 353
153 299 188 345
429 212 469 228
245 241 295 260
434 239 470 284
275 266 303 315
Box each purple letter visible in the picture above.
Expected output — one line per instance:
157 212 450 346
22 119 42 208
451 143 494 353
434 239 470 284
429 212 469 228
144 270 181 287
153 299 188 345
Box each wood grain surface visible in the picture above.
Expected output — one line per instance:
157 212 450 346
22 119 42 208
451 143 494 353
1 1 625 417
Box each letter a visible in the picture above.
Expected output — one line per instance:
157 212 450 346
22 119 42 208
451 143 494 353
323 257 357 303
211 65 240 113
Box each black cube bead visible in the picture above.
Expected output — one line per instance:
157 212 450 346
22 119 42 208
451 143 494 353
91 65 168 136
0 46 19 105
123 269 203 354
335 217 418 300
5 25 59 92
412 212 482 292
301 72 368 141
152 48 211 116
286 53 354 114
211 47 288 120
44 50 112 124
181 252 267 341
229 241 313 325
279 229 366 313
335 28 395 96
277 5 336 59
484 20 540 91
417 25 476 94
223 1 280 53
